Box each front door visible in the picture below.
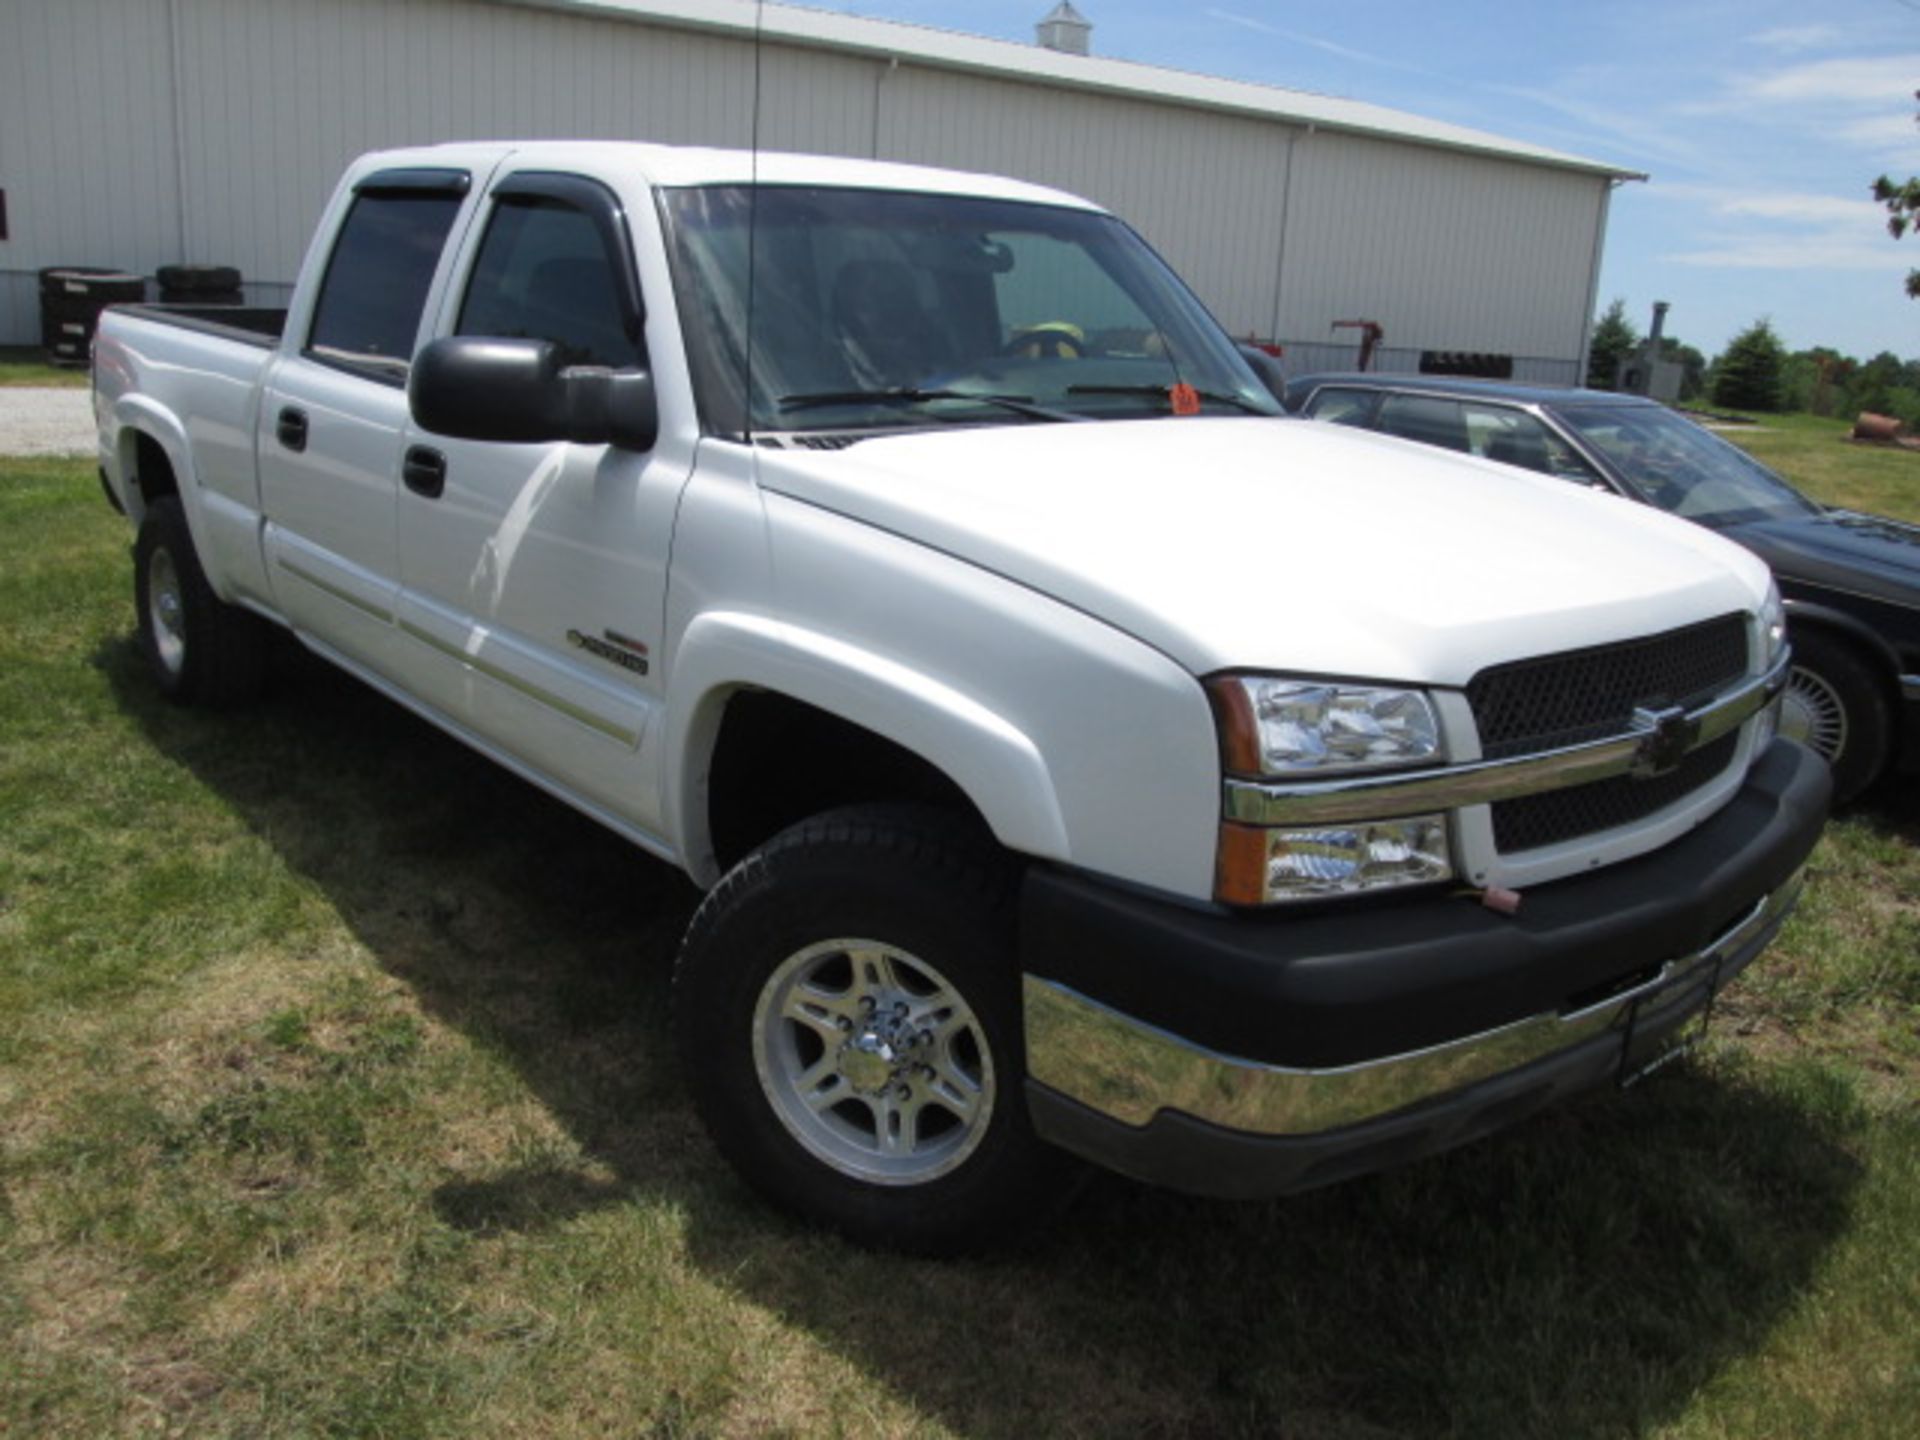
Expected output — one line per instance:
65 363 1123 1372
396 170 685 836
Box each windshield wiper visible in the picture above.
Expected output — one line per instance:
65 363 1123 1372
777 388 1083 423
1066 383 1267 414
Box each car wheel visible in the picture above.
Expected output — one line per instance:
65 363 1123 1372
673 805 1080 1252
133 496 269 707
1778 628 1890 805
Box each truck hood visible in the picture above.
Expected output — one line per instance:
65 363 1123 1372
754 417 1769 685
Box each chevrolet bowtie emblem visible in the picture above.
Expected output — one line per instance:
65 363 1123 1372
1630 705 1699 779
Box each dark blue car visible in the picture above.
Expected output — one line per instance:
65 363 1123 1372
1286 374 1920 803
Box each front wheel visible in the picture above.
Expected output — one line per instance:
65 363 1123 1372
1778 628 1891 805
673 806 1079 1252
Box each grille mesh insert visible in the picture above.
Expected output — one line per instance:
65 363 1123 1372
1469 614 1750 853
1491 733 1740 852
1468 614 1749 761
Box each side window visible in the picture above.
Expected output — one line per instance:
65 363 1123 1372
1305 387 1377 427
307 190 464 382
457 197 643 369
1461 403 1602 484
1377 393 1472 454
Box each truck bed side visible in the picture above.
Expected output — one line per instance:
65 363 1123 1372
94 305 288 614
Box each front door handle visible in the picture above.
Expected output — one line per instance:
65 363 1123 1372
402 445 447 499
276 406 308 452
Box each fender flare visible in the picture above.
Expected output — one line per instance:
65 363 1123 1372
108 396 223 574
664 611 1070 887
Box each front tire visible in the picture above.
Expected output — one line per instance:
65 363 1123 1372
133 496 269 707
673 806 1078 1252
1779 628 1890 805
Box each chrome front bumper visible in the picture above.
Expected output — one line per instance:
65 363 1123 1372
1024 866 1805 1140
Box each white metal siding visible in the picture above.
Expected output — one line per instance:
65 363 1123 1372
0 0 182 337
1278 130 1607 361
0 0 1609 380
879 65 1294 343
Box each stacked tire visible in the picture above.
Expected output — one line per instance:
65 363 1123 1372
157 263 244 306
39 266 147 367
1419 350 1515 380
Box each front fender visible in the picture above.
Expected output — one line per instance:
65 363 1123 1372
664 610 1069 887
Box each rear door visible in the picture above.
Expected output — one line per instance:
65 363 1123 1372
395 169 685 835
259 168 474 673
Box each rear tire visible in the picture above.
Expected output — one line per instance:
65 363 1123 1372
1779 628 1890 805
133 497 269 707
673 805 1080 1252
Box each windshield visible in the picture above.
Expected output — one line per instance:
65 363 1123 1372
1555 405 1823 525
660 184 1281 435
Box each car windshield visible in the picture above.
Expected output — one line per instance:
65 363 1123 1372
660 184 1281 436
1555 405 1823 525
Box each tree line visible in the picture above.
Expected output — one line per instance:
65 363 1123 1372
1585 300 1918 422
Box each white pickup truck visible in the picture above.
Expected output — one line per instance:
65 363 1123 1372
94 142 1828 1251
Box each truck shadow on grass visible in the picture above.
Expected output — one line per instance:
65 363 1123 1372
106 638 1869 1439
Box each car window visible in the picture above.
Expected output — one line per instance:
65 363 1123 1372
1304 387 1376 427
1460 403 1601 484
1557 405 1822 523
307 190 465 382
660 184 1279 434
1377 394 1471 453
457 196 644 369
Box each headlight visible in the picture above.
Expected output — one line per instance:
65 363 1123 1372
1217 815 1453 905
1208 676 1442 776
1759 582 1787 668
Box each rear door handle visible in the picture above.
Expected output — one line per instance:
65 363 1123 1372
402 445 447 499
276 406 308 452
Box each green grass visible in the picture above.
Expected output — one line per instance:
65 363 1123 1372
2 446 1917 1436
1719 410 1920 520
0 346 88 388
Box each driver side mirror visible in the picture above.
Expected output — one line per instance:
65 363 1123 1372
409 336 659 452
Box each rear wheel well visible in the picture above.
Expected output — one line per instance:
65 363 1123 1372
705 690 986 872
131 432 179 507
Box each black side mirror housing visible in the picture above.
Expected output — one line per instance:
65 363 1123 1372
409 336 659 452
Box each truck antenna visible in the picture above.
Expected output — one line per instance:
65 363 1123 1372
745 0 765 445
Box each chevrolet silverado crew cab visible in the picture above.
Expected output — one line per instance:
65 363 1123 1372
94 142 1829 1252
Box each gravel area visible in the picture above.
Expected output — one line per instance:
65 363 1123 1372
0 387 97 456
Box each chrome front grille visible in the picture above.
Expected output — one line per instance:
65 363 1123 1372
1468 614 1750 852
1468 614 1750 760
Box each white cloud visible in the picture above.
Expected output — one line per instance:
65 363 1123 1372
1496 83 1702 168
1840 112 1920 153
1744 25 1844 54
1749 54 1920 105
1664 237 1899 271
1715 193 1884 225
1202 8 1429 74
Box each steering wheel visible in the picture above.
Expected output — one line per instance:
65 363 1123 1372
1000 322 1085 360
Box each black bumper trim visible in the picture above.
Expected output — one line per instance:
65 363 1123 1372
1017 738 1829 1070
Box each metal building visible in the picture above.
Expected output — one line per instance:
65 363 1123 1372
0 0 1641 381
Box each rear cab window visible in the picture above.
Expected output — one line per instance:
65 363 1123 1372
306 171 470 384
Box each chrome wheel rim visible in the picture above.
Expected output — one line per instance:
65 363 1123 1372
1778 665 1847 763
147 547 187 678
752 939 995 1186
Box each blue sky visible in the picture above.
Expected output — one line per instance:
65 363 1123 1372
809 0 1920 363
